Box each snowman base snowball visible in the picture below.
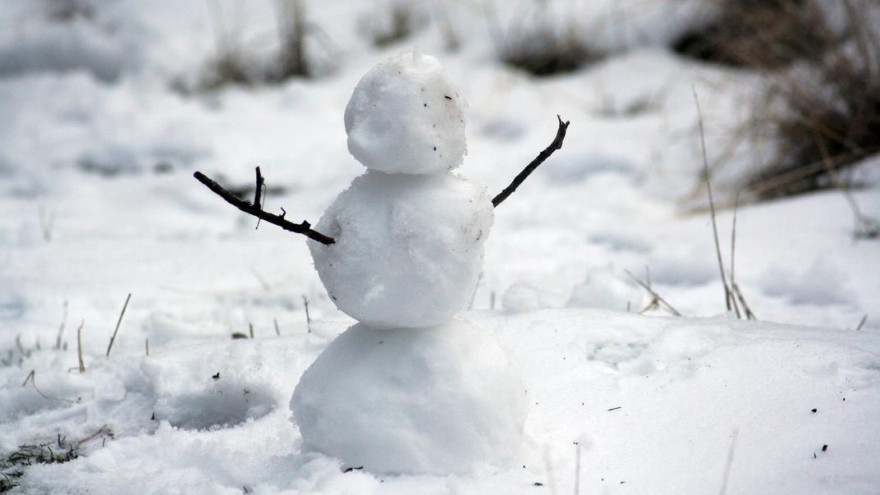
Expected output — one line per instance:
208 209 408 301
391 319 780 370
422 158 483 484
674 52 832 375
291 320 528 475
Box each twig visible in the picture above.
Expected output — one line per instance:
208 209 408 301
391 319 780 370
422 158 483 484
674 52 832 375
106 293 131 358
22 370 81 404
75 425 114 448
248 323 255 339
76 320 85 373
694 89 734 314
193 169 335 244
253 167 266 229
145 338 150 357
625 269 682 316
274 318 281 336
855 314 868 331
718 428 739 495
492 116 570 207
302 295 312 333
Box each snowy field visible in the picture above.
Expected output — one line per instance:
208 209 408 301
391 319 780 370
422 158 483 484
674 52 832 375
1 0 879 493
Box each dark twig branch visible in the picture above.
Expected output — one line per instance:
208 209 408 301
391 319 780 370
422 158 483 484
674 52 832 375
492 115 570 207
253 167 265 229
193 169 335 245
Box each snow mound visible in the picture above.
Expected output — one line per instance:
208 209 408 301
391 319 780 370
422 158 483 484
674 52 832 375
344 52 467 175
309 170 493 328
567 265 644 311
502 282 544 313
290 320 528 475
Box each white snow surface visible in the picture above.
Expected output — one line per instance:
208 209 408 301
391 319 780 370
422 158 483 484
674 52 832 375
344 52 467 175
291 320 527 475
309 170 493 329
1 0 879 493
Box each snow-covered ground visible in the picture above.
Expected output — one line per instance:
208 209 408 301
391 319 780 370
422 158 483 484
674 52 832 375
1 1 878 493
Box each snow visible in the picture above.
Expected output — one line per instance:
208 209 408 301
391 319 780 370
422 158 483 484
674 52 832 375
1 0 879 493
291 320 527 475
344 52 467 175
309 170 493 329
567 265 644 311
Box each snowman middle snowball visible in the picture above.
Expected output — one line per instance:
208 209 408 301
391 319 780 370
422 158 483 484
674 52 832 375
308 53 494 329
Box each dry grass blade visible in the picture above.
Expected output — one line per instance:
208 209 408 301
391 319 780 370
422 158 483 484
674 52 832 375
21 370 81 404
694 88 736 315
302 295 312 333
732 283 757 320
55 300 68 350
855 314 868 331
718 428 740 495
625 269 682 317
76 320 85 373
106 293 131 358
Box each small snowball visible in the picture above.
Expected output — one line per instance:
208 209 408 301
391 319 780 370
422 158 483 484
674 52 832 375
291 320 528 475
502 282 544 313
309 170 493 329
344 52 466 175
567 265 643 311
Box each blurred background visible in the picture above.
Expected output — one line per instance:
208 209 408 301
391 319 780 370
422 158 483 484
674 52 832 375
1 0 878 354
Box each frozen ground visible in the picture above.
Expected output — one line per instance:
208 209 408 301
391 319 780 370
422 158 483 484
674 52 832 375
1 1 879 494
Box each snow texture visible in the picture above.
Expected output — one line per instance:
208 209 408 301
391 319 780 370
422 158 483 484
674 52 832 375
291 320 528 475
344 52 467 175
308 170 493 329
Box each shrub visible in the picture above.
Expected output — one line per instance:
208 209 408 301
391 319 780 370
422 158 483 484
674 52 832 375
746 0 880 200
491 1 603 77
673 0 831 68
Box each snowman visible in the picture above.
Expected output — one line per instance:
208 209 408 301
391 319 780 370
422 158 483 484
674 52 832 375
194 52 569 475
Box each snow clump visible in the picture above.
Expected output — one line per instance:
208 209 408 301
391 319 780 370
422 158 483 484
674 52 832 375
308 170 493 328
567 265 644 311
344 52 467 175
291 320 528 475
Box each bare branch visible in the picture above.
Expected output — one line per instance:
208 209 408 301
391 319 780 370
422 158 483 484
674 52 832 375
194 169 335 245
492 116 570 207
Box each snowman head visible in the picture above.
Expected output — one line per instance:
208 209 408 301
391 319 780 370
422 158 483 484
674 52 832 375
344 52 467 175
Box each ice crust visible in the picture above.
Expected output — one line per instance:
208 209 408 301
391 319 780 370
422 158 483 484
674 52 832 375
344 53 467 175
308 170 494 329
290 320 528 475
